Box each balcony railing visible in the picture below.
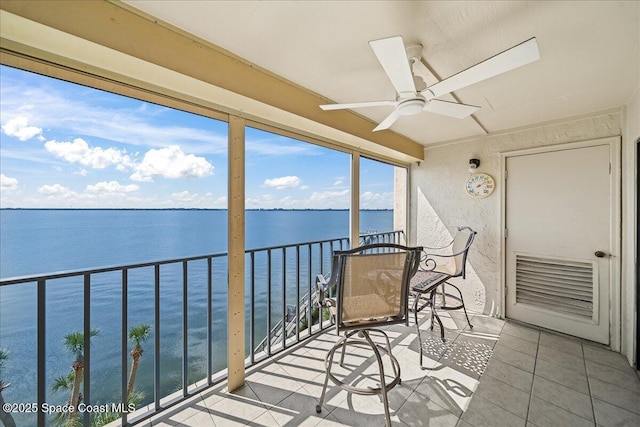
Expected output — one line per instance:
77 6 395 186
0 230 404 426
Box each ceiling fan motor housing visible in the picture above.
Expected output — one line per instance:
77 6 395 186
397 98 426 116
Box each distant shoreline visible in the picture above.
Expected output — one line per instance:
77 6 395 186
0 207 392 211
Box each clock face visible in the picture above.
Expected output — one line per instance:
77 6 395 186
465 173 495 198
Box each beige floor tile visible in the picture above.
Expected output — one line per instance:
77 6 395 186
463 314 505 334
394 388 460 427
483 357 533 393
394 345 438 388
313 412 348 426
527 396 594 427
539 332 584 358
247 364 303 407
474 374 530 418
582 345 633 371
204 384 268 425
593 398 640 427
501 322 540 343
440 333 496 379
491 343 536 373
536 345 586 373
497 333 538 357
179 409 216 427
585 359 640 394
413 375 469 417
532 376 593 421
150 394 210 425
588 376 640 415
534 358 589 394
249 410 282 426
460 394 526 427
326 392 398 426
266 389 335 426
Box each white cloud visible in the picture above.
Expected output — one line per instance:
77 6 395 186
170 191 227 208
263 176 302 190
1 116 42 141
86 181 140 193
309 189 350 208
1 79 227 154
334 176 345 186
130 145 213 182
360 191 393 209
38 184 73 196
45 138 133 170
0 174 18 191
172 190 198 202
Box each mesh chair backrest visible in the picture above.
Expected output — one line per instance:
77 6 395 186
334 244 420 331
451 227 475 277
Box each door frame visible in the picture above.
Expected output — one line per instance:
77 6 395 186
500 137 621 350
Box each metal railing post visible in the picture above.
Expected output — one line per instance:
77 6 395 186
207 258 213 385
154 264 160 411
121 269 128 426
83 274 91 427
182 261 188 397
37 279 45 427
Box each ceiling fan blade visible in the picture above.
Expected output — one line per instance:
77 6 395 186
424 99 480 119
424 37 540 98
320 100 396 111
372 109 401 132
369 36 417 96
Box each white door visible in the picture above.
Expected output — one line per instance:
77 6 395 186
505 140 616 344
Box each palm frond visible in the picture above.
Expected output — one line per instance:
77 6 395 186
51 373 75 392
128 324 151 347
0 348 8 374
63 328 100 356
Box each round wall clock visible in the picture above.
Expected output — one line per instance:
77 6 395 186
465 173 495 198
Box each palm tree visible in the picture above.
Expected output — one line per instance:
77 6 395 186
61 329 99 421
0 348 16 427
126 324 150 399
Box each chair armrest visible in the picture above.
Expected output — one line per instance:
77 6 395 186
420 252 456 273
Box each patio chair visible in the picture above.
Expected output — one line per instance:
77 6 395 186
314 243 422 427
411 226 477 352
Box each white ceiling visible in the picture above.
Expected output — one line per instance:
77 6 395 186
125 0 638 147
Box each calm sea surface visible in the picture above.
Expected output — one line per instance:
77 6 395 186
0 209 392 424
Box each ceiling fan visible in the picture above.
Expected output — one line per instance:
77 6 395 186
320 36 540 131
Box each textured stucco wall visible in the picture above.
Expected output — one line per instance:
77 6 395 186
410 110 623 317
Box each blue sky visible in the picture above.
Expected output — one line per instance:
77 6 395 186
0 65 395 209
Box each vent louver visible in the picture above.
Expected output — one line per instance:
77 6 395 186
515 255 594 320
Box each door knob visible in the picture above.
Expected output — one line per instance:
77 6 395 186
594 251 607 258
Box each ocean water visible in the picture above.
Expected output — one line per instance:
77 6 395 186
0 209 392 424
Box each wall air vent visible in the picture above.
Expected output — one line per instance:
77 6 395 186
515 254 595 321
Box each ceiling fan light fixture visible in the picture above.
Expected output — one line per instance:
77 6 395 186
397 99 425 116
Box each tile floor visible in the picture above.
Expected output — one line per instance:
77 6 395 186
145 308 640 427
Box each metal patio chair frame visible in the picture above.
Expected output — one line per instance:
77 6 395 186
411 227 477 362
314 243 421 427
